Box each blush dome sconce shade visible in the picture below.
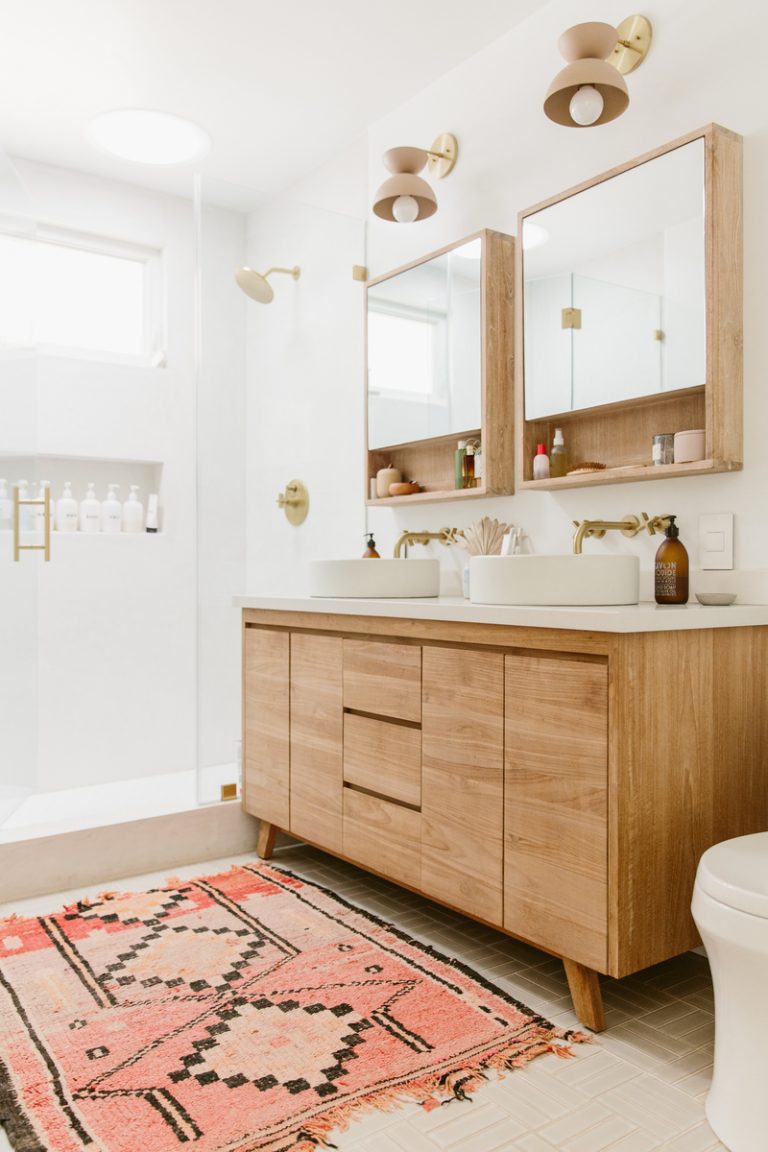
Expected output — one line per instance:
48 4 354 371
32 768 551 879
234 265 301 303
544 15 652 127
372 133 458 223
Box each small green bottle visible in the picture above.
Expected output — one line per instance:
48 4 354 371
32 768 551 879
454 440 466 489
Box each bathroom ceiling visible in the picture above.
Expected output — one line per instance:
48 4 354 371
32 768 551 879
0 0 542 212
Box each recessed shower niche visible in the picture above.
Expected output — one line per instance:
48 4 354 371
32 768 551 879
0 453 164 535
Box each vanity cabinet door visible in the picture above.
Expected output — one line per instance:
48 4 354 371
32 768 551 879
243 627 290 826
421 646 504 923
290 633 343 854
504 654 608 971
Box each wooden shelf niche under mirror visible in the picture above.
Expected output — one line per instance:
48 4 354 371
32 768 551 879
366 229 514 506
516 124 743 490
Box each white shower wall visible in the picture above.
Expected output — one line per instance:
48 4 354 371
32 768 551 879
244 155 367 595
1 159 246 795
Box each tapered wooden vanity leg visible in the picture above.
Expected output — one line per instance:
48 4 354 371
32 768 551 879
256 821 277 860
563 958 606 1033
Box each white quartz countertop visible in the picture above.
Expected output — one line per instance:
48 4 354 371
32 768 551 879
233 594 768 633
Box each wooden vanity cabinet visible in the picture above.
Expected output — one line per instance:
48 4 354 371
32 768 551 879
421 646 504 924
504 654 608 973
242 610 768 1033
242 627 290 829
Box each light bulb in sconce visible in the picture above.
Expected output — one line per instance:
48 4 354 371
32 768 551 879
392 195 420 223
569 85 605 126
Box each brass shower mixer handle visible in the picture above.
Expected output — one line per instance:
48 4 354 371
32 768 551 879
276 480 309 525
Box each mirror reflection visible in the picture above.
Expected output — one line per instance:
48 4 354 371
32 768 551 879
523 138 705 419
367 237 481 449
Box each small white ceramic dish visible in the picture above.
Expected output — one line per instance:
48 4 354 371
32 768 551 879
696 592 737 606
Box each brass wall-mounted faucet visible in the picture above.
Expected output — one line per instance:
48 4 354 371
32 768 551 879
393 527 461 558
572 512 670 555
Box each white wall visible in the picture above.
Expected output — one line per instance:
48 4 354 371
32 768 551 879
0 160 246 795
243 0 767 602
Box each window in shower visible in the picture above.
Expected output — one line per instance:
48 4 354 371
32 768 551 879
0 226 163 364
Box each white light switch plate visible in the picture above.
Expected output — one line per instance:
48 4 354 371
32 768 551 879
699 513 734 570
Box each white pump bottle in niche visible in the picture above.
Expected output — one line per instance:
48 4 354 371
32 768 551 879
80 483 102 533
122 486 144 533
101 484 122 534
56 482 78 532
33 481 51 532
0 480 11 530
15 480 30 530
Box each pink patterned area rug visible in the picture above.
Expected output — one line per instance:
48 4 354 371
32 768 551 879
0 863 586 1151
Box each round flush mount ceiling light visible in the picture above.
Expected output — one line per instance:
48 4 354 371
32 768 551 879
86 109 211 165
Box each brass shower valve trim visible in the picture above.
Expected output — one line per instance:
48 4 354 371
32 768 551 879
276 480 309 526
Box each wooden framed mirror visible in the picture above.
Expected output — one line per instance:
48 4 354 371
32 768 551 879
515 124 742 488
366 229 514 504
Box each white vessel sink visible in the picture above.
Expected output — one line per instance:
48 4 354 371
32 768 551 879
309 558 440 599
470 554 640 606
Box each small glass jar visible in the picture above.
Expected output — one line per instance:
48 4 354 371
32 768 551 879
652 433 675 466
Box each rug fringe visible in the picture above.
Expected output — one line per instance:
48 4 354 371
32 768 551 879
251 1023 590 1152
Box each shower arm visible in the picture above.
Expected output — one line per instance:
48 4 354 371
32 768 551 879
264 266 301 282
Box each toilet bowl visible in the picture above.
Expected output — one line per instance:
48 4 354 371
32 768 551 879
691 832 768 1152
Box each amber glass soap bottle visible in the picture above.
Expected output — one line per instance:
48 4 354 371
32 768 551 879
654 515 689 604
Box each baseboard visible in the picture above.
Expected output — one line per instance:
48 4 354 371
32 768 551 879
0 803 262 904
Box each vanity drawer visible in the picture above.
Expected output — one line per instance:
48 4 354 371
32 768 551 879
343 713 421 807
343 789 420 888
343 640 421 723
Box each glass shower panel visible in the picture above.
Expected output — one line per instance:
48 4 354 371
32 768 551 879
195 179 247 805
0 165 39 830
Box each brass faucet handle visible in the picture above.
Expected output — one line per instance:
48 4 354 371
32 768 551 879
641 512 671 536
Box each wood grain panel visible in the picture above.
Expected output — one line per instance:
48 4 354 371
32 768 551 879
242 627 290 826
504 655 608 972
244 611 611 658
343 712 421 807
421 646 504 923
610 627 768 976
290 633 343 853
343 789 420 888
343 639 421 722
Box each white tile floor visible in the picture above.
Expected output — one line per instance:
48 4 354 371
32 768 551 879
0 844 725 1151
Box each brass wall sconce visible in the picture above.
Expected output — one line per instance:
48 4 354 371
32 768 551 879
544 15 652 127
372 133 458 223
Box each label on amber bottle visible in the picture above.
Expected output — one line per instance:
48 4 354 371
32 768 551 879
655 560 678 597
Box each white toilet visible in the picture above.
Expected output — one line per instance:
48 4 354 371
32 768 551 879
692 832 768 1152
